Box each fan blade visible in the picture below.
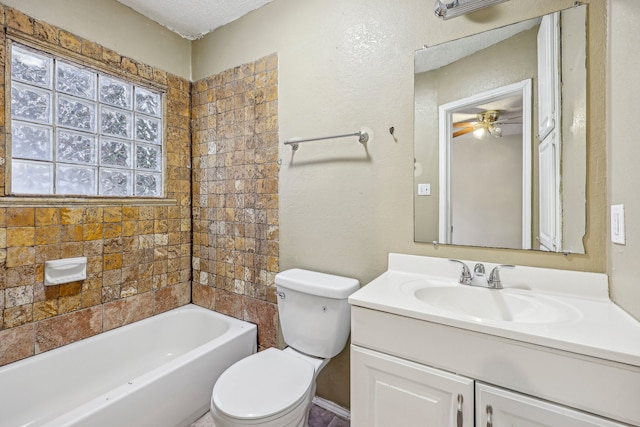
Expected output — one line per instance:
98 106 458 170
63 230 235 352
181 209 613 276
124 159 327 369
494 115 523 124
453 121 477 128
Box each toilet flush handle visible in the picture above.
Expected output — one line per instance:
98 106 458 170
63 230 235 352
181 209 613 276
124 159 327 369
276 291 286 299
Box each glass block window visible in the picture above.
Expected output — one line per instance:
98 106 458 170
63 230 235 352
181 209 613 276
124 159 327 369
9 43 164 197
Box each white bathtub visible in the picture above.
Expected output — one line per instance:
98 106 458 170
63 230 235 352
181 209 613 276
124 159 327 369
0 304 257 427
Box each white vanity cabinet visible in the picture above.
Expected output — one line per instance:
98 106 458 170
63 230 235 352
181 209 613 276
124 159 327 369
350 305 639 427
349 254 640 426
475 383 628 427
351 345 473 426
352 342 629 427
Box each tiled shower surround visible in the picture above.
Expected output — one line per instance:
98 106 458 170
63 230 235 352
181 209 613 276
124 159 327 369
191 54 280 350
0 6 281 367
0 7 192 365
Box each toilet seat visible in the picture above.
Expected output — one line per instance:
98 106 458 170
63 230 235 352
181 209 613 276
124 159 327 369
212 348 315 422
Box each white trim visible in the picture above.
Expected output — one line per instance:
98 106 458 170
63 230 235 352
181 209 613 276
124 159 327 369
312 396 351 421
438 101 451 244
438 79 532 249
536 12 562 252
521 80 533 249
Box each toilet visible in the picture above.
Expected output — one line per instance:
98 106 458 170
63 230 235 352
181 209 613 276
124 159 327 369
210 268 359 427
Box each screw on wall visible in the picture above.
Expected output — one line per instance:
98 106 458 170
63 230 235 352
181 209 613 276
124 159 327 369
389 126 398 143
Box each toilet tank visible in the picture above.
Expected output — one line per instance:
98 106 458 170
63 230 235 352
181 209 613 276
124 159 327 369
275 269 360 358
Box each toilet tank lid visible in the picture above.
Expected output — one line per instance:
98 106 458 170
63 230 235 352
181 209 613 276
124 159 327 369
275 269 359 299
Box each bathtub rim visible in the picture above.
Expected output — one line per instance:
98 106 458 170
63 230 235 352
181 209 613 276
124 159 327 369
0 303 258 427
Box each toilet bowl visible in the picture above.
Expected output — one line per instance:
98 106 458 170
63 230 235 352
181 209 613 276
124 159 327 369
210 348 328 427
210 269 359 427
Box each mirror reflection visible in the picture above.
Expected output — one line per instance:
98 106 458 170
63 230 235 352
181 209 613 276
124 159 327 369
414 5 586 253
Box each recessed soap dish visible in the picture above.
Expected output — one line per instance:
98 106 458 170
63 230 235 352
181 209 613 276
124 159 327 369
44 257 87 286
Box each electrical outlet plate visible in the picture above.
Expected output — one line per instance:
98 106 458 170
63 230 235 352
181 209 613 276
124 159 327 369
418 183 431 196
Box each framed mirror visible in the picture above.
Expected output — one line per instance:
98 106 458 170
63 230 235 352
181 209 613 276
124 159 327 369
413 4 586 253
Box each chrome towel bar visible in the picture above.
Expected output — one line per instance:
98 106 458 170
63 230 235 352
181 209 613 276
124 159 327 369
284 130 369 151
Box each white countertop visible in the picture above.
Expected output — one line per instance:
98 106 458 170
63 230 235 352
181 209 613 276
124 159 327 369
348 254 640 367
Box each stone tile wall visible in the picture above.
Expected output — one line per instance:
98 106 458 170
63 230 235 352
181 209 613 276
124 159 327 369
191 54 280 350
0 6 192 366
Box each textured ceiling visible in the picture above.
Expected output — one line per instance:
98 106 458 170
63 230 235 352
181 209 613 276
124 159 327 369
116 0 273 40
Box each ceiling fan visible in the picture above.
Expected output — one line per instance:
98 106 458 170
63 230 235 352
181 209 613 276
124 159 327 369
453 110 520 139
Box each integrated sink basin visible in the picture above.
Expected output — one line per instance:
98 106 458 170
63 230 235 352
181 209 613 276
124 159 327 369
349 254 640 369
402 280 580 324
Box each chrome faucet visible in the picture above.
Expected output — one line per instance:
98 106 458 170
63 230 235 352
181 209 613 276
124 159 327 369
471 263 489 287
449 260 515 289
487 264 515 289
448 259 472 285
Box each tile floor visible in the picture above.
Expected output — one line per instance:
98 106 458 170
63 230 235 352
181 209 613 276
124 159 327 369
191 404 350 427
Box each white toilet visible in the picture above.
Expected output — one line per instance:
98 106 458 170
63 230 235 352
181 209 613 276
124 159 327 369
210 268 359 427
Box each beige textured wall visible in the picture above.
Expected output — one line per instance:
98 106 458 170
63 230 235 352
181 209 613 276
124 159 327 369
194 0 608 408
609 0 640 320
0 0 191 79
413 71 439 241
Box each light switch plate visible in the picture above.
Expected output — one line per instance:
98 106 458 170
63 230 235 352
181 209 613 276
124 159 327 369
611 204 625 245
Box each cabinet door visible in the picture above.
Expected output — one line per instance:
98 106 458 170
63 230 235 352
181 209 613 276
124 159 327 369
351 345 473 427
476 383 628 427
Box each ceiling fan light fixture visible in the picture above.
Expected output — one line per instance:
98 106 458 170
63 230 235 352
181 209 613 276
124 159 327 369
469 110 502 139
488 125 502 137
454 109 509 139
478 110 500 122
473 127 487 139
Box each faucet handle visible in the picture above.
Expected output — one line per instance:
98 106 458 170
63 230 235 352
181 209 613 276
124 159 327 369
449 259 472 285
488 264 515 289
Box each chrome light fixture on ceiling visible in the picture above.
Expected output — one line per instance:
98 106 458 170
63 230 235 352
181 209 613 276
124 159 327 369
434 0 510 20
